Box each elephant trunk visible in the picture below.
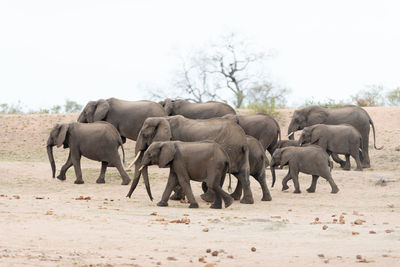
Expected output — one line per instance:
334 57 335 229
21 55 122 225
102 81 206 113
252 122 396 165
270 166 276 188
287 121 296 140
47 145 56 178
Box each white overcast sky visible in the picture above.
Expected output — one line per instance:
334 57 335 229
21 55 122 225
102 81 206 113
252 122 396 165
1 0 399 109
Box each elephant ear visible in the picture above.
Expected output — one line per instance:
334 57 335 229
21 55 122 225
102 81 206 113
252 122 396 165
306 108 328 125
310 126 324 146
280 149 293 167
56 124 69 148
93 99 110 121
153 119 172 142
163 98 174 115
159 142 176 168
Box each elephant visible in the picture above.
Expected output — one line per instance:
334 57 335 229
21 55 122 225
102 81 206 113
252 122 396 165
77 98 166 143
298 124 363 171
159 98 236 119
270 146 339 194
46 122 131 185
130 141 234 209
287 105 383 168
200 135 272 202
222 113 281 184
126 115 254 204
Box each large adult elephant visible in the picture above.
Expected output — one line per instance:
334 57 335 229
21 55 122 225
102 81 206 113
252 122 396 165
287 105 383 167
223 113 281 184
77 98 166 142
159 98 236 119
126 115 254 204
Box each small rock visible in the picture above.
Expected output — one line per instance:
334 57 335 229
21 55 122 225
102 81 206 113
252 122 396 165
203 228 209 232
369 230 376 234
198 257 205 263
150 212 158 216
211 251 218 256
352 231 360 235
156 262 161 265
387 204 394 208
204 264 215 267
227 255 234 259
318 254 325 258
354 219 363 225
324 259 329 264
315 217 320 222
206 249 211 253
322 225 328 230
167 256 177 261
385 229 394 233
356 255 362 260
251 247 256 252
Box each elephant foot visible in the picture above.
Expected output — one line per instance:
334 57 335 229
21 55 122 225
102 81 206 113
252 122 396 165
339 161 346 168
230 192 242 201
293 190 301 194
282 185 289 191
57 174 66 181
210 203 222 209
343 166 351 171
239 195 254 204
224 196 234 208
201 192 215 203
157 201 168 207
261 193 272 201
74 179 84 184
170 191 184 201
96 178 105 184
355 167 363 171
331 187 339 194
121 178 131 185
362 163 371 168
189 203 199 208
306 188 316 193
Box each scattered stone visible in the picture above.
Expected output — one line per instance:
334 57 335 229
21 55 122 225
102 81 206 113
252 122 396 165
354 219 364 225
315 217 320 222
167 256 177 261
156 262 161 265
352 231 360 235
271 215 281 219
183 214 189 216
206 249 211 253
385 229 394 233
322 225 328 230
382 254 389 257
251 247 256 252
75 196 91 200
203 228 209 232
318 254 325 258
13 195 20 199
198 257 205 263
324 259 329 264
150 212 158 216
45 211 53 215
227 255 234 259
353 211 359 215
369 230 376 234
356 255 362 260
211 251 218 256
204 264 215 267
170 218 190 224
35 197 44 199
387 204 394 208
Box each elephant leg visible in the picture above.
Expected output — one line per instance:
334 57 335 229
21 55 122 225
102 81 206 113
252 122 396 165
170 185 185 200
361 135 370 168
236 165 254 204
307 175 319 193
352 150 363 171
96 161 108 184
176 173 198 209
113 159 131 185
255 173 272 201
71 151 84 184
57 151 72 180
157 171 178 207
331 153 346 168
290 168 301 194
282 172 291 191
210 176 234 209
323 173 339 194
230 179 242 200
343 155 351 170
208 180 222 209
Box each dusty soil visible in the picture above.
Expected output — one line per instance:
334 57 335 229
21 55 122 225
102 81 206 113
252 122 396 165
0 107 399 266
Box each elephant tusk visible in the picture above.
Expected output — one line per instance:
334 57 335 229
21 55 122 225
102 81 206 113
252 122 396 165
287 132 294 138
139 165 145 172
126 151 142 171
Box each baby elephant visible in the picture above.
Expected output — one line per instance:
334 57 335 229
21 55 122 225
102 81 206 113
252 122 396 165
270 146 339 194
299 124 363 171
128 141 234 209
47 122 131 185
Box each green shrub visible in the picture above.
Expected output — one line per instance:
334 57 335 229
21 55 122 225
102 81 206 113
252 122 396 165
387 88 400 106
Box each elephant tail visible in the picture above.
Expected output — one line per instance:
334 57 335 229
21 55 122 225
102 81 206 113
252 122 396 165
222 148 232 193
369 118 384 150
119 138 126 164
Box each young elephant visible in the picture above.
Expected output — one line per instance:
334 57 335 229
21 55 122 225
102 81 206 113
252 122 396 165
299 124 363 171
274 139 300 149
270 146 339 194
46 122 131 185
128 141 234 209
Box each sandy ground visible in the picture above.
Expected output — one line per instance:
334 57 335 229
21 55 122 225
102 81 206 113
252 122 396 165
0 107 399 266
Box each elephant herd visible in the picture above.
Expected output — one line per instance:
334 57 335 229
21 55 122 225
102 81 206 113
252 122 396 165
47 98 383 209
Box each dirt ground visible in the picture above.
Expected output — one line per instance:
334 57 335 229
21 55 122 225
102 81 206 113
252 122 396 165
0 107 399 266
